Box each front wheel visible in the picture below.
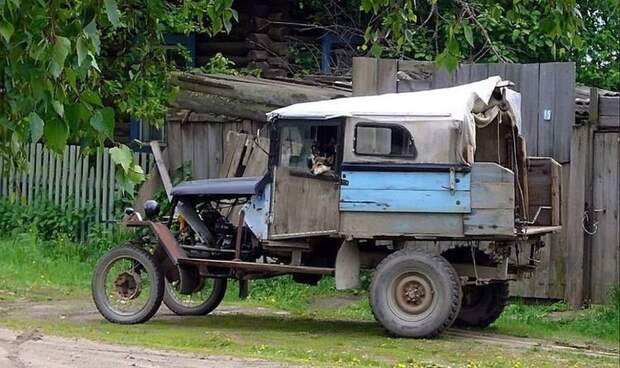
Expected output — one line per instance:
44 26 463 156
370 249 462 338
163 277 227 316
91 246 164 324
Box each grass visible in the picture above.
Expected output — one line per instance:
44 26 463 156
0 233 619 367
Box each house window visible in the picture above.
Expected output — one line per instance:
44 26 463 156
354 123 417 158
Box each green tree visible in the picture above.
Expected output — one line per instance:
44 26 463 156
0 0 236 191
574 0 619 90
359 0 583 70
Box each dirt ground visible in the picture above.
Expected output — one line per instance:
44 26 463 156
0 298 617 367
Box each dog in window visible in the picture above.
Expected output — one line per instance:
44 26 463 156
308 139 336 176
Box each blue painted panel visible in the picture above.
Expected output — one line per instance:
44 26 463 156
243 183 271 240
340 189 470 213
342 171 470 191
340 170 471 213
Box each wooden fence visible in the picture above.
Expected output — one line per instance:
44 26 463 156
0 144 154 230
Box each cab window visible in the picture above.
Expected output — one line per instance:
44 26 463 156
354 123 417 158
279 124 339 175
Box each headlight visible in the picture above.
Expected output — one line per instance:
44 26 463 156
143 200 160 219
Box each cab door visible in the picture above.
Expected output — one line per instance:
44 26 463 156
269 120 342 240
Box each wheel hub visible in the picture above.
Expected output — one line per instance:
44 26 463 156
393 273 434 315
114 271 142 300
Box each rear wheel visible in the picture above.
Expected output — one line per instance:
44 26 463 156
370 249 462 338
91 246 164 324
163 277 227 316
455 282 509 328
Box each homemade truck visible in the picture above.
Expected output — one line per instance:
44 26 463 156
91 77 561 338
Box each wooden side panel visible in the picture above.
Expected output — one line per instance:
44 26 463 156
270 167 340 238
465 163 515 236
340 212 464 238
590 132 620 304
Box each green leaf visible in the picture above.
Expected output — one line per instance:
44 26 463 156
76 37 89 66
104 0 122 28
84 19 101 52
89 107 115 137
127 164 145 183
27 112 44 143
44 118 69 153
0 21 14 42
463 23 474 47
52 36 71 66
109 144 133 172
81 90 103 107
52 100 64 117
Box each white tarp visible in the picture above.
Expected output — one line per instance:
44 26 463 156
268 76 522 165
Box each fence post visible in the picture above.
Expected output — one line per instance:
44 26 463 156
565 87 598 308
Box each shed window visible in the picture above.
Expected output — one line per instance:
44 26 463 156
354 124 417 157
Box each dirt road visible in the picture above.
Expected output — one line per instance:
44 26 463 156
0 327 299 368
0 298 617 367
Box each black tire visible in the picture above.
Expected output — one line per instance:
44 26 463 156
455 282 509 328
163 277 227 316
370 249 462 338
91 246 164 324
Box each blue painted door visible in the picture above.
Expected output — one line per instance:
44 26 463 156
340 170 471 213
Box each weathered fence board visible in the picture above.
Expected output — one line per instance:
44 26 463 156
0 144 154 233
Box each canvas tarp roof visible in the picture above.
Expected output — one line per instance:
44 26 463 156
268 76 522 165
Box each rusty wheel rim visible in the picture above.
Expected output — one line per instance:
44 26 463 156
104 257 152 316
388 272 436 322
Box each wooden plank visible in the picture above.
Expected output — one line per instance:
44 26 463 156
74 147 82 209
519 63 539 155
47 149 55 201
471 182 514 209
376 59 397 94
455 64 472 86
101 149 109 224
54 150 62 204
33 144 42 199
343 171 470 191
352 57 378 96
340 212 464 237
108 154 116 222
81 153 89 210
166 121 183 175
565 124 592 307
67 146 76 204
243 136 269 177
553 62 575 163
340 189 470 213
471 162 514 183
192 123 209 179
206 123 224 178
469 63 489 82
463 208 514 236
60 146 69 205
27 144 36 203
94 149 102 222
599 96 619 117
590 132 619 304
150 141 173 200
537 63 555 157
488 63 506 79
180 122 195 178
431 65 455 89
598 115 620 128
504 63 522 92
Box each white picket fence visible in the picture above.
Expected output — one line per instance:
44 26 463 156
0 143 154 226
